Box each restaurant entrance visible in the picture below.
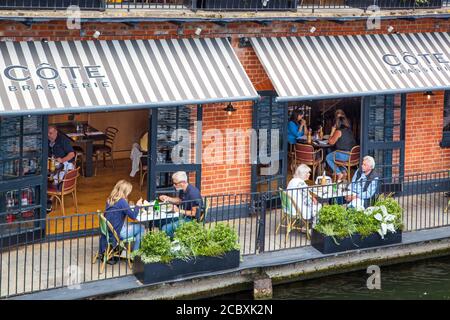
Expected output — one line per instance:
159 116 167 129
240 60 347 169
361 94 406 180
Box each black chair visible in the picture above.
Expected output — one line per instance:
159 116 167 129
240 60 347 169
93 127 119 176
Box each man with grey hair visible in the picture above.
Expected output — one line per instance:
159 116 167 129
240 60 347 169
345 155 379 209
159 171 202 238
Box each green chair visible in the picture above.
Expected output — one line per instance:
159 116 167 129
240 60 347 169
277 188 310 239
92 210 136 273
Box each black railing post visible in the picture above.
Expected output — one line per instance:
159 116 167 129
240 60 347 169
256 192 268 253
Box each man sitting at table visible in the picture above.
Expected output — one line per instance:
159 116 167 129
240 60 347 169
345 156 379 209
48 125 75 164
159 171 202 238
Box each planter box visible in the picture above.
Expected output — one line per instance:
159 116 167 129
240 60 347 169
191 0 298 10
3 0 105 9
344 0 443 9
311 229 402 254
133 249 240 285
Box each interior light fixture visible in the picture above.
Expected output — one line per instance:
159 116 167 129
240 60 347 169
223 103 237 116
290 25 298 33
424 91 434 100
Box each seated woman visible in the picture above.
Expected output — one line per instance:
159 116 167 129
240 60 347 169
286 164 321 224
326 115 356 181
287 109 307 146
99 180 145 255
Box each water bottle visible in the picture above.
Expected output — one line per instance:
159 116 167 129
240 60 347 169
154 199 160 215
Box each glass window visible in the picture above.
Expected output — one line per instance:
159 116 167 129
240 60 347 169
442 91 450 147
444 91 450 133
0 116 43 180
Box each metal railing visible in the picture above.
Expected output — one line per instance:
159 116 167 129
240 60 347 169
1 170 449 298
1 0 447 10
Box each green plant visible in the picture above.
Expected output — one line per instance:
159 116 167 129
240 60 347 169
133 230 173 264
134 221 241 265
314 196 404 241
314 204 354 239
174 221 240 258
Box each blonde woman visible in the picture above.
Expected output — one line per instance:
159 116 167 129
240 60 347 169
286 164 321 223
100 180 144 254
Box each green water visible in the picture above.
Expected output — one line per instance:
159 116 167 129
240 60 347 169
214 255 450 300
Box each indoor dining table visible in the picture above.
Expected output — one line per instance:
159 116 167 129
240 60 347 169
55 122 106 177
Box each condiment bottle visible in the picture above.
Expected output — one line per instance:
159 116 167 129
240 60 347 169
307 128 312 144
319 126 324 140
321 173 328 186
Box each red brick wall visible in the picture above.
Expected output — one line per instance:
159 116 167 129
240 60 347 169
405 91 450 176
1 17 449 191
201 101 253 196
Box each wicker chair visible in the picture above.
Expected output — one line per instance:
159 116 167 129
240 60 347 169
291 143 323 182
333 145 360 182
47 167 80 216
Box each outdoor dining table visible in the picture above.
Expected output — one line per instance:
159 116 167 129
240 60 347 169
55 122 106 177
133 203 179 229
309 183 356 204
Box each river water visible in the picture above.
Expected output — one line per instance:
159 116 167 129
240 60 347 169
214 255 450 300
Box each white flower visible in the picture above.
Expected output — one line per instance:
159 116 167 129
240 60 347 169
374 213 383 221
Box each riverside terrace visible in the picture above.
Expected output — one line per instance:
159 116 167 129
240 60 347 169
1 170 449 299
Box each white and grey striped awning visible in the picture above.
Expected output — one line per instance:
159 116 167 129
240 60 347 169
250 33 450 101
0 38 258 115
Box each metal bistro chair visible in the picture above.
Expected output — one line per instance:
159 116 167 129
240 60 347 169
199 197 210 224
92 211 135 274
47 167 79 216
291 143 323 182
333 145 360 182
94 127 119 176
277 188 311 239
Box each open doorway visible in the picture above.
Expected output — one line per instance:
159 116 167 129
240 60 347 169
46 109 150 234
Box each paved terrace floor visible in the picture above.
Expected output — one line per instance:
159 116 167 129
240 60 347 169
1 192 449 298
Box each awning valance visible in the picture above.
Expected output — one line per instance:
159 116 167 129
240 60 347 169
0 38 258 115
250 33 450 101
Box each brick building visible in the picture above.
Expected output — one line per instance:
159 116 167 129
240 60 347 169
0 7 449 240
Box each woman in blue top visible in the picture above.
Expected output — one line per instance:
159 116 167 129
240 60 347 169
287 109 307 145
100 180 145 254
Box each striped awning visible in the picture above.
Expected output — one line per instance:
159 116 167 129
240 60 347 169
0 38 258 115
250 33 450 101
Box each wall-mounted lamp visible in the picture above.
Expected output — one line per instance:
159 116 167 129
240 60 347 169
223 103 237 116
387 25 394 33
195 27 202 36
290 25 298 33
309 26 316 33
177 26 184 35
424 91 434 100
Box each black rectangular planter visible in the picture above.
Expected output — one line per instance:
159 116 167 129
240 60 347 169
344 0 443 9
133 249 240 285
311 229 402 254
2 0 105 10
192 0 298 10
